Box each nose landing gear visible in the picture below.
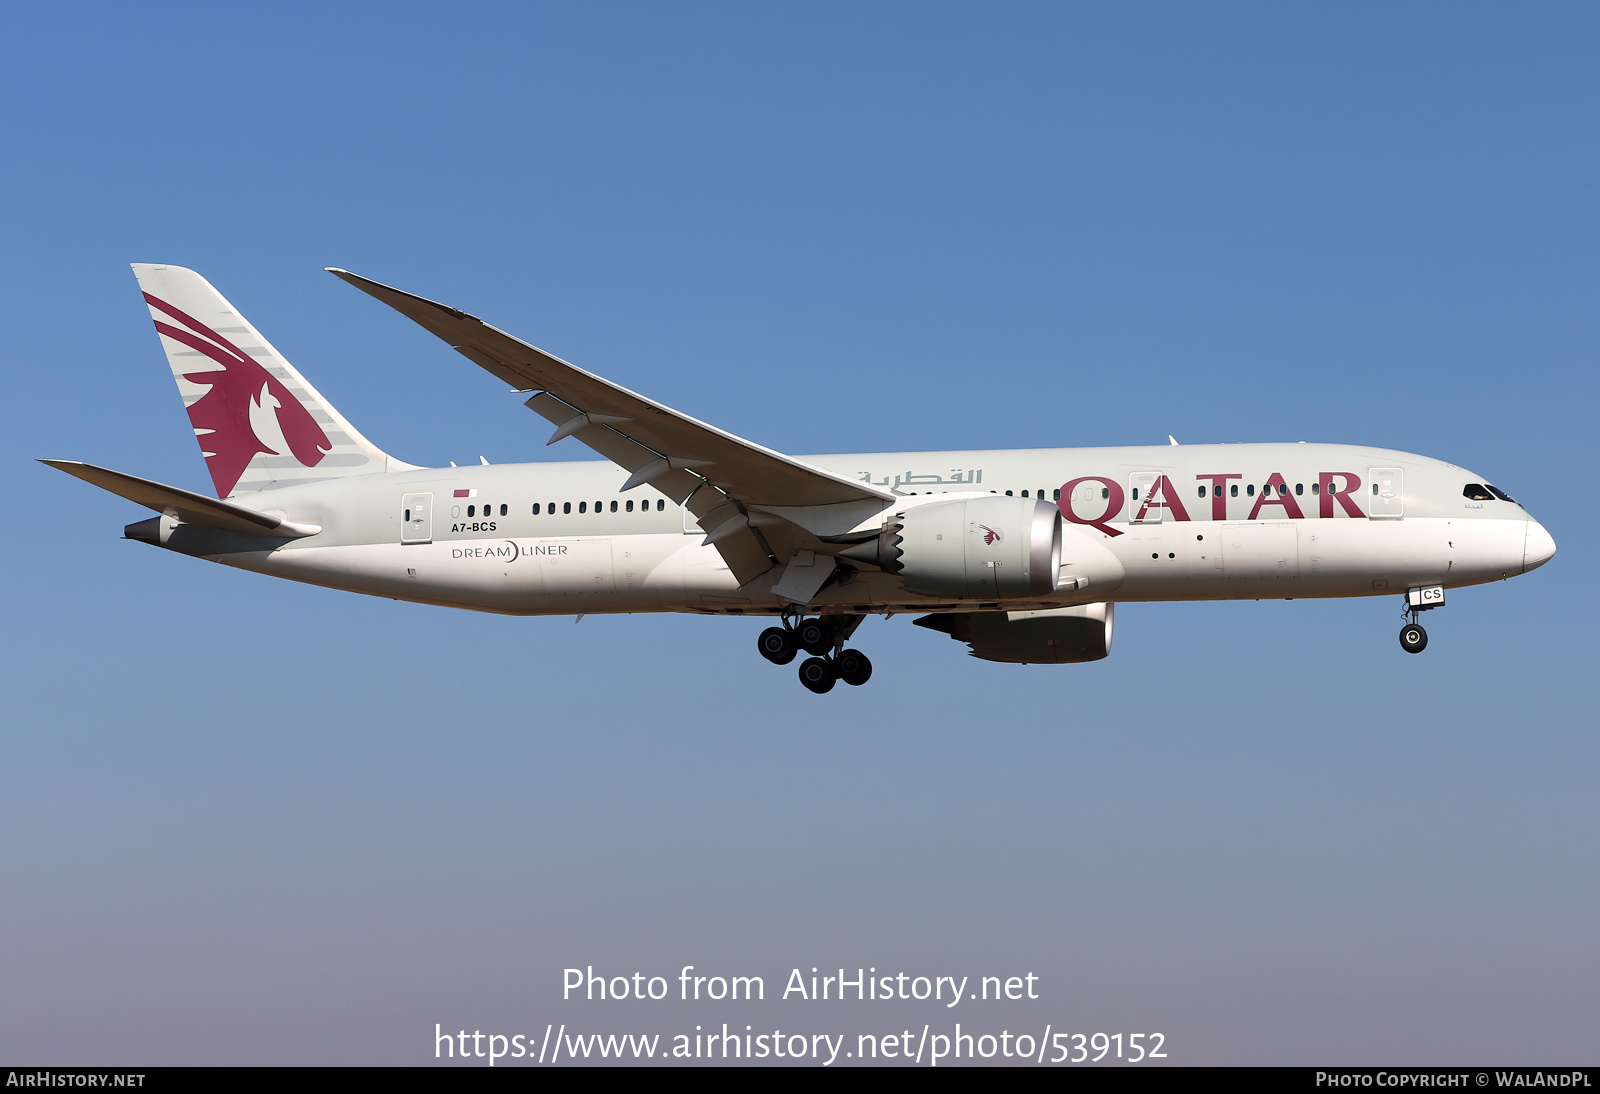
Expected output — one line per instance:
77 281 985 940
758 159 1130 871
1398 585 1443 654
757 613 872 691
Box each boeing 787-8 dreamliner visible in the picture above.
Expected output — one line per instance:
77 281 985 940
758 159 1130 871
44 265 1556 692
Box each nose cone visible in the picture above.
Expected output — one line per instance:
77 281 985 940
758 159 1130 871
1523 520 1556 573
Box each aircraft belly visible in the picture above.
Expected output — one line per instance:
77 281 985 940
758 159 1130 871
1115 525 1202 597
1436 517 1530 586
222 535 687 615
642 539 764 610
1222 522 1300 584
192 518 1529 614
1301 518 1448 594
1108 518 1493 601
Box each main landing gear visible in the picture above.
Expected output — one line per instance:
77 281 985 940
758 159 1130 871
757 614 872 693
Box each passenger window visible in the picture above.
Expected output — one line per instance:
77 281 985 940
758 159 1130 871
1101 488 1109 499
467 504 475 517
1311 483 1320 495
1198 486 1207 498
657 499 665 511
1295 484 1303 496
1053 488 1061 501
1247 485 1255 496
1005 490 1013 496
1021 490 1028 497
1230 484 1238 497
500 504 508 516
579 502 587 513
533 503 541 515
563 502 571 514
1463 484 1495 501
1279 484 1287 496
404 509 411 521
610 500 618 512
626 499 634 512
595 500 601 512
1132 488 1140 500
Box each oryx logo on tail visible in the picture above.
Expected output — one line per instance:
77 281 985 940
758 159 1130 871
144 293 331 497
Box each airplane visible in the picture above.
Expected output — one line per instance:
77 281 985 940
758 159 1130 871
43 264 1557 692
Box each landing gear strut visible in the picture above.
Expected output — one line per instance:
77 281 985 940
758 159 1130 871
756 615 872 690
1398 586 1443 654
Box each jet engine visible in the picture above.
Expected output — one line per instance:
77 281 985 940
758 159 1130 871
913 603 1115 664
839 495 1061 599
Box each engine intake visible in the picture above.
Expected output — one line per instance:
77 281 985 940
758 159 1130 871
839 495 1062 600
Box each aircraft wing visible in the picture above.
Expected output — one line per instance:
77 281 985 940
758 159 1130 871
328 268 895 584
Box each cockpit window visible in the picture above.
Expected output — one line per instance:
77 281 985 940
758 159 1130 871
1485 484 1517 504
1463 484 1495 501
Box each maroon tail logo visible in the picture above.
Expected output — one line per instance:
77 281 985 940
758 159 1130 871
145 293 330 497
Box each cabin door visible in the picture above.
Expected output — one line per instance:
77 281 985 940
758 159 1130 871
1128 472 1162 523
401 492 433 545
1369 467 1404 519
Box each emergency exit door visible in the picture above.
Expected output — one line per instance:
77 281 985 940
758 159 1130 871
402 492 433 544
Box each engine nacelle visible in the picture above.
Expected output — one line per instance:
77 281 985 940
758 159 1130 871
913 603 1114 664
841 495 1062 600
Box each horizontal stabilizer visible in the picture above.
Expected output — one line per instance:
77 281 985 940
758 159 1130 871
40 460 320 538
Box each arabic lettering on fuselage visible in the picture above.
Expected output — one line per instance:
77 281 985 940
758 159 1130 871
858 469 984 491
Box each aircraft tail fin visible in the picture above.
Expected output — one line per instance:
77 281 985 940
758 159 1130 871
131 264 412 498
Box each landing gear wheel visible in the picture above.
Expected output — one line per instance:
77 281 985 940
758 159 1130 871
798 656 837 694
836 648 872 686
796 618 832 656
757 626 797 665
1399 622 1428 654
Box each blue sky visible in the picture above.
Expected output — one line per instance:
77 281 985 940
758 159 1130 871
1 2 1595 1065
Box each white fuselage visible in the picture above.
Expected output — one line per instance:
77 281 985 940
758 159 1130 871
161 441 1553 618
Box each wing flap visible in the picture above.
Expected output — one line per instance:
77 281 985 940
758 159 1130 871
522 391 707 505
